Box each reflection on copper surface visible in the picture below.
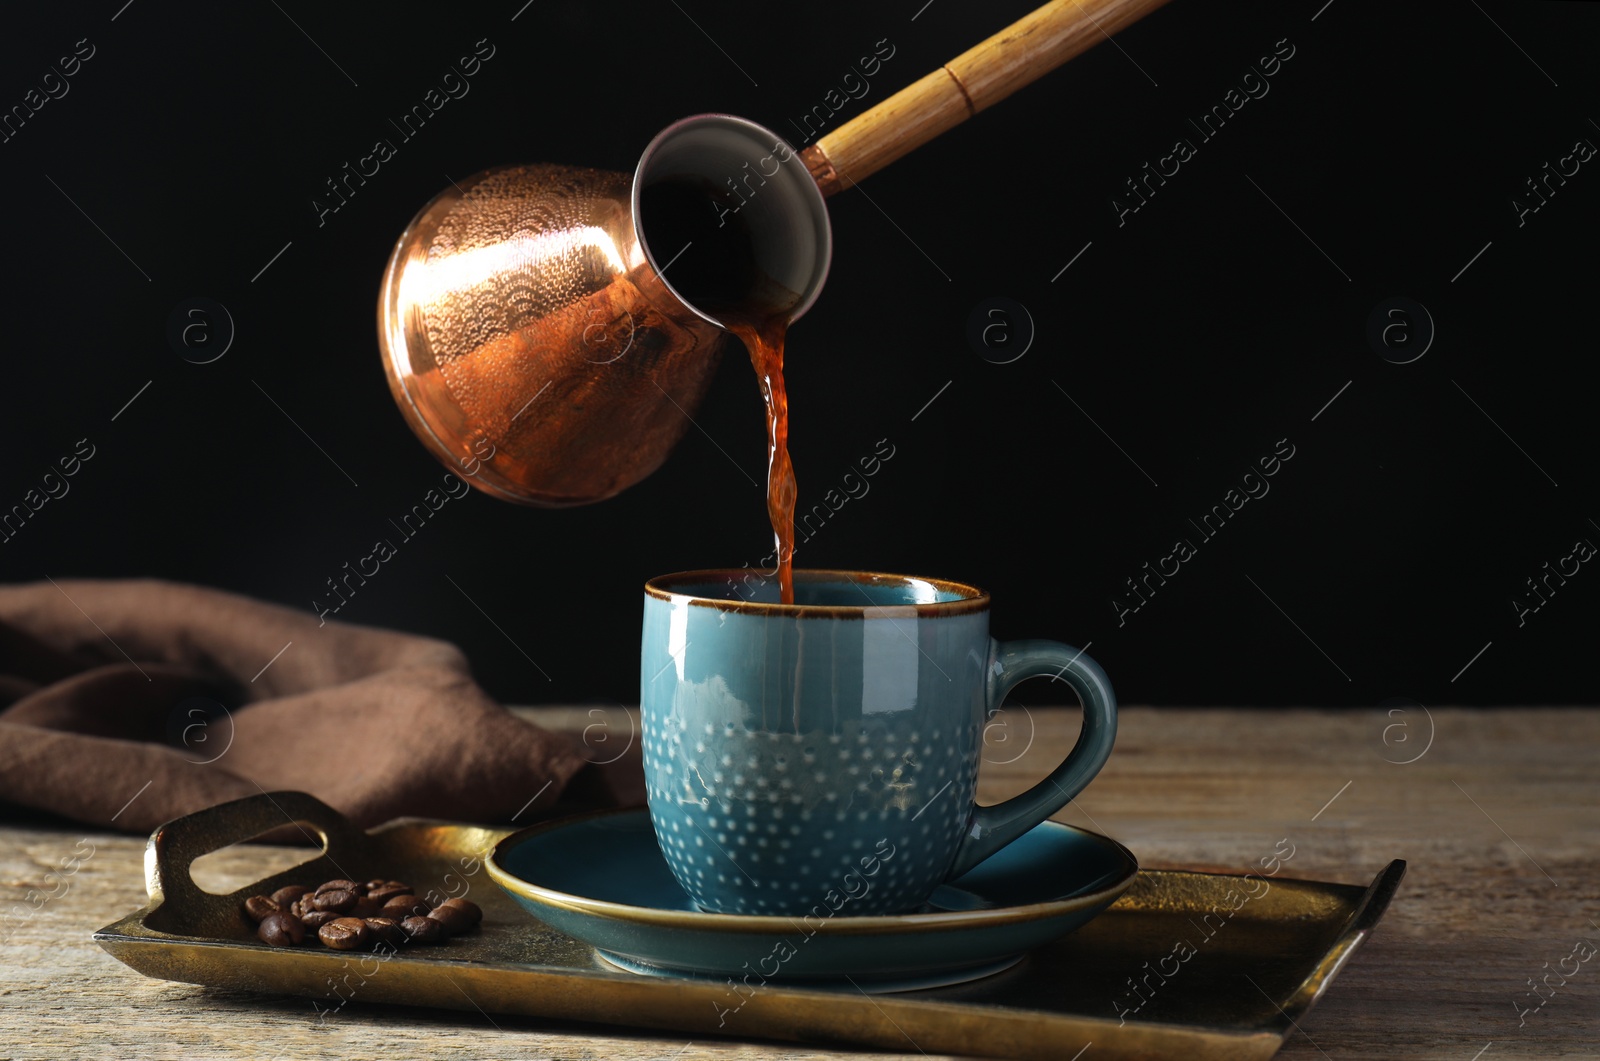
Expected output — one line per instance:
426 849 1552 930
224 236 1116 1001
397 228 631 310
378 164 725 507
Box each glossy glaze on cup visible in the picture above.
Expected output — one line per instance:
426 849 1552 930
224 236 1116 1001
640 570 1116 916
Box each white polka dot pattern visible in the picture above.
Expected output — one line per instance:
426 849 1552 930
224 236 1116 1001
643 712 981 914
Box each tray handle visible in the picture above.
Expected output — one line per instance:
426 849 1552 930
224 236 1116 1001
144 790 371 912
1280 858 1407 1024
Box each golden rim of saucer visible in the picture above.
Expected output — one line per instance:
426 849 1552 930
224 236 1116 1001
486 807 1138 936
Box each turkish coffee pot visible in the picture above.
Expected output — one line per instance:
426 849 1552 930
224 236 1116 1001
378 0 1170 505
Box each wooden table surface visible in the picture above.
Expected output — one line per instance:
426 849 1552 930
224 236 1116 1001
2 706 1595 1060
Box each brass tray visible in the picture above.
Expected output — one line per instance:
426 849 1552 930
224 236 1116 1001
94 792 1403 1060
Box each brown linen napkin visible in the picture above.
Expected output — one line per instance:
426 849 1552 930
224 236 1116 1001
0 578 638 834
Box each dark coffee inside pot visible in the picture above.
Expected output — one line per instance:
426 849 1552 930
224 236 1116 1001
639 178 799 603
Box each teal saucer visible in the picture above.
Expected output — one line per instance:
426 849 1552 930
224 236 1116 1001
487 808 1136 991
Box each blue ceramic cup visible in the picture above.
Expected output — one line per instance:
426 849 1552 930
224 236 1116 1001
640 569 1116 916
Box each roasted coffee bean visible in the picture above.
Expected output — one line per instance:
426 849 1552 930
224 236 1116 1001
312 888 357 913
318 917 372 950
257 911 306 947
242 895 279 923
366 880 412 903
426 908 470 936
350 894 386 918
400 915 445 943
316 879 364 896
432 898 482 930
270 884 310 907
364 917 406 948
379 894 428 920
300 909 338 929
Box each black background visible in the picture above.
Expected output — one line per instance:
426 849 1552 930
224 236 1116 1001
2 0 1595 709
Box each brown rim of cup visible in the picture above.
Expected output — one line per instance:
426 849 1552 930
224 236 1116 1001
643 569 991 619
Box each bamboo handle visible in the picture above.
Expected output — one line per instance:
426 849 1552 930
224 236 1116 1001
798 0 1173 196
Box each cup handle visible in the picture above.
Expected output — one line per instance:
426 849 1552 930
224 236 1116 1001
945 639 1117 879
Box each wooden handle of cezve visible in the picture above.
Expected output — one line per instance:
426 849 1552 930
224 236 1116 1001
798 0 1173 197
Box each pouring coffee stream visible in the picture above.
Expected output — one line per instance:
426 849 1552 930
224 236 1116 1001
634 175 803 600
378 0 1172 597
